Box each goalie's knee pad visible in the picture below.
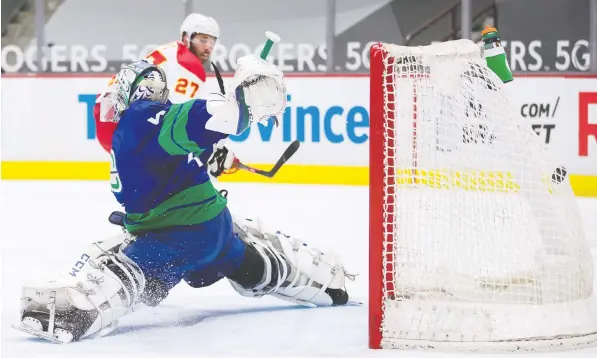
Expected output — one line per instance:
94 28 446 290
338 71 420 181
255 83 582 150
16 234 145 343
227 216 355 307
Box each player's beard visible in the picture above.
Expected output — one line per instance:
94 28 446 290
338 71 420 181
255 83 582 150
190 43 211 68
200 55 210 68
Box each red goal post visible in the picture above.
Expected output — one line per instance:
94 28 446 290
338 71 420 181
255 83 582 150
369 41 393 350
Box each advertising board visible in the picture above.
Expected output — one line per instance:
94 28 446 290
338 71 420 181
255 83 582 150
1 74 595 196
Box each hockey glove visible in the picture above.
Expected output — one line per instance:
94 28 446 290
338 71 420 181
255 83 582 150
207 143 236 177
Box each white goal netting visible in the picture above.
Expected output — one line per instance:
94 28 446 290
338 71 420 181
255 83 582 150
370 40 597 353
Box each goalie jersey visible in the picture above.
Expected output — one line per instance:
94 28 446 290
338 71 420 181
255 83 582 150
110 99 228 234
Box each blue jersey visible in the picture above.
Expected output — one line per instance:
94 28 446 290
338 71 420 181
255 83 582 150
110 99 228 234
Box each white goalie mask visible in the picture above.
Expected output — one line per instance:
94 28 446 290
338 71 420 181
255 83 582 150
99 60 169 123
205 55 287 135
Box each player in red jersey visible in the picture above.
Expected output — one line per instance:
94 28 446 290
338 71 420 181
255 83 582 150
94 13 220 153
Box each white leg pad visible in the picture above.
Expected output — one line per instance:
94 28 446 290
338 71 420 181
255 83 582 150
229 216 355 307
17 234 145 343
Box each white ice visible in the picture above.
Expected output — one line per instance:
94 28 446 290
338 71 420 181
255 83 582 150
1 181 596 358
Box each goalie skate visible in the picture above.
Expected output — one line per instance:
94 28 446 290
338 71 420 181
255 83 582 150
12 321 67 344
12 311 118 344
13 295 119 344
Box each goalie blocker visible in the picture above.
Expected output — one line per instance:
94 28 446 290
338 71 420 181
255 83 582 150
14 213 354 343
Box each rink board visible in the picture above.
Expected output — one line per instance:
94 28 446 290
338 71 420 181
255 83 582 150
2 162 596 197
1 74 596 197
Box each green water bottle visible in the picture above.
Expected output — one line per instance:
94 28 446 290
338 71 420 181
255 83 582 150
482 26 513 83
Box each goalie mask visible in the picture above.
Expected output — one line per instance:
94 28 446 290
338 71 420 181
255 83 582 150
99 60 169 123
205 55 287 135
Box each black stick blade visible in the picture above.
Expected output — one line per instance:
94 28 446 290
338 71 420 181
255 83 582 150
268 140 300 177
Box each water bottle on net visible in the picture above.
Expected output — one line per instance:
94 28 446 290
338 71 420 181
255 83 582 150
481 26 513 83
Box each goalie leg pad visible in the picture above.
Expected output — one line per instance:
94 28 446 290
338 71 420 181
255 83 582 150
17 235 145 343
228 216 355 307
226 244 267 289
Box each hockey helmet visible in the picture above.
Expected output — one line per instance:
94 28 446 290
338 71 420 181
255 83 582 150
99 60 169 123
180 13 220 43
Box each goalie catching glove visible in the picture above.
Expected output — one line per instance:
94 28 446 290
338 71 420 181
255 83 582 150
205 55 286 135
205 54 286 176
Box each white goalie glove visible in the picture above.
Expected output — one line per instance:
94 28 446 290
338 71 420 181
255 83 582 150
205 55 287 135
207 142 236 177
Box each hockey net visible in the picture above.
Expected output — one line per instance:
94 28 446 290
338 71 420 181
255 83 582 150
368 40 597 353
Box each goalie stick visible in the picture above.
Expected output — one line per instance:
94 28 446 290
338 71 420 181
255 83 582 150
211 61 226 95
230 140 300 178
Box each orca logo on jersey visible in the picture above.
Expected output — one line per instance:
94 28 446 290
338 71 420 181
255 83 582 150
111 176 122 192
187 152 204 167
69 254 91 277
147 110 166 125
110 151 122 193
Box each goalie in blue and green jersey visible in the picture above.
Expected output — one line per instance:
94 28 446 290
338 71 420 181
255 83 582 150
14 56 355 344
108 67 229 234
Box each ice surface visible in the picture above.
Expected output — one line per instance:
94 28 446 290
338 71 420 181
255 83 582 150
1 181 596 358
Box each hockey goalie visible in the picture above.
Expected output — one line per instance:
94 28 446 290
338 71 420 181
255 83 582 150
13 55 355 343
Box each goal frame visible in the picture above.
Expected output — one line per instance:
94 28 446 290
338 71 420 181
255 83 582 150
369 42 392 349
367 41 597 352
